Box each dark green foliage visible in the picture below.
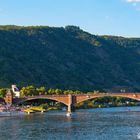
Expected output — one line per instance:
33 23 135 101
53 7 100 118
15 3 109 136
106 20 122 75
20 86 39 96
37 87 46 95
0 88 7 98
76 96 139 109
0 25 140 92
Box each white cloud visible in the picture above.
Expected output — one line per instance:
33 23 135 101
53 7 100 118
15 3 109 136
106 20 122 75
125 0 140 11
126 0 140 3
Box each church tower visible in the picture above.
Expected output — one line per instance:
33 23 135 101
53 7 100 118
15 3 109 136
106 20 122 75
4 89 13 105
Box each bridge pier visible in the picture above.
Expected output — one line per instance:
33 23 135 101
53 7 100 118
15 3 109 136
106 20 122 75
67 94 76 114
68 104 75 113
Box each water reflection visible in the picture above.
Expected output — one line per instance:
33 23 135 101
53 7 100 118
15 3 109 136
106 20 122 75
1 107 140 140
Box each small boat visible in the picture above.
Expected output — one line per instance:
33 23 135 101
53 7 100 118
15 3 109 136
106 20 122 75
66 112 72 117
23 108 35 114
30 107 46 112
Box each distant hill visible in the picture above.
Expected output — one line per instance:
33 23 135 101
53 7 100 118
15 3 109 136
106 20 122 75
0 25 140 92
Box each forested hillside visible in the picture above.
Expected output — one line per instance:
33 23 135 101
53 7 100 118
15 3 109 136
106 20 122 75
0 25 140 92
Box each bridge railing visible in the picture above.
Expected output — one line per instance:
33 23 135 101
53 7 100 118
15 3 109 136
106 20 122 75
16 92 140 99
20 95 69 98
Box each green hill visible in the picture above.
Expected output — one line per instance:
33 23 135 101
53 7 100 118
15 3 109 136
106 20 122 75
0 25 140 92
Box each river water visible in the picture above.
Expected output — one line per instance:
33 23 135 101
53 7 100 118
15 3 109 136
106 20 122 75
1 107 140 140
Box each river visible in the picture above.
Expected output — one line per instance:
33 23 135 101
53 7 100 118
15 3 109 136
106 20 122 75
1 106 140 140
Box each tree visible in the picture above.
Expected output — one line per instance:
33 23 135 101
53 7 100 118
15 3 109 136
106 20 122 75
55 89 62 95
0 88 7 98
20 86 38 97
48 88 55 95
64 90 74 95
37 87 46 95
73 90 81 94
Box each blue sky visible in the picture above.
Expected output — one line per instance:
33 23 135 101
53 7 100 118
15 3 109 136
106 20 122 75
0 0 140 37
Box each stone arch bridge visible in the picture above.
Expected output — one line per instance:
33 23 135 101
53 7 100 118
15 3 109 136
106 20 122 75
9 93 140 113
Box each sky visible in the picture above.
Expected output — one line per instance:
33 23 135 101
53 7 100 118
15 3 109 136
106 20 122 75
0 0 140 37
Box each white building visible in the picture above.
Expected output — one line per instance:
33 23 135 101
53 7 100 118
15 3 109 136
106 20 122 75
11 85 20 98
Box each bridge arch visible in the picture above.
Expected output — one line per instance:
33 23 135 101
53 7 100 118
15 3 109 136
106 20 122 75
76 94 140 105
15 96 69 106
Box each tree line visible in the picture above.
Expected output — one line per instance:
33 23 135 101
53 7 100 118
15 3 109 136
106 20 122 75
0 85 98 98
20 85 85 96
